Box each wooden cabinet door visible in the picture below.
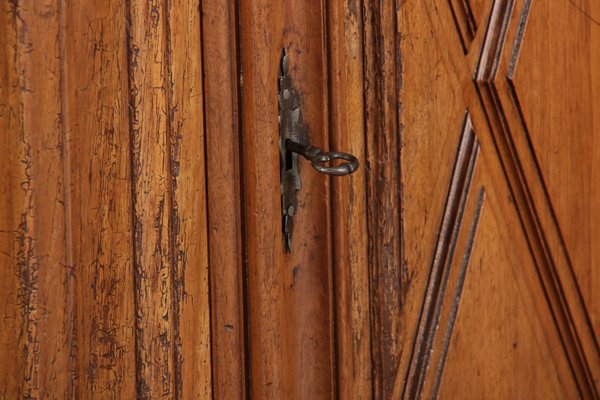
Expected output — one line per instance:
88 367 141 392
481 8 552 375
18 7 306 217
382 1 600 398
1 0 599 399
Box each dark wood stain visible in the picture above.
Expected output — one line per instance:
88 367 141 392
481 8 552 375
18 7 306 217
363 0 404 397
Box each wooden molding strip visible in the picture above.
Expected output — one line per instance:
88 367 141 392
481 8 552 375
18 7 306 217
403 115 481 399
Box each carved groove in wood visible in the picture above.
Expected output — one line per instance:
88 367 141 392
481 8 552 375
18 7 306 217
448 0 479 51
474 0 599 395
403 115 484 399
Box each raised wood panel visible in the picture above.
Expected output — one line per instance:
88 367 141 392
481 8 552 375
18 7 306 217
404 116 481 399
400 115 580 398
471 0 600 391
436 158 579 399
469 0 492 27
397 0 599 397
509 0 600 337
393 2 475 397
448 0 493 52
412 0 600 395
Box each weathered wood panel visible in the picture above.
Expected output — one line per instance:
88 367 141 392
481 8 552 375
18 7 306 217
1 0 599 398
0 1 73 398
63 0 136 397
2 2 213 398
166 1 212 398
126 0 212 397
126 1 177 396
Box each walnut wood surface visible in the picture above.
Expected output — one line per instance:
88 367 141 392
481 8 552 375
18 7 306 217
1 0 598 399
64 0 136 396
327 0 372 399
201 0 246 398
369 0 600 397
237 1 335 397
1 1 212 398
1 1 73 397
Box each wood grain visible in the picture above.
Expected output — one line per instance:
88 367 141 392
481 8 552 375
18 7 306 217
433 162 579 399
2 1 215 398
362 0 404 398
2 0 600 398
403 117 480 399
126 1 176 396
469 0 600 393
0 1 73 398
201 0 246 397
411 0 600 396
327 0 372 398
63 0 136 397
509 0 600 344
392 0 599 397
166 0 212 397
238 0 334 398
0 4 22 395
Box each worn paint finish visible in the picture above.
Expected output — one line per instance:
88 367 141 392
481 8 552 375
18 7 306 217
0 1 73 399
1 1 212 398
62 0 137 397
166 0 212 397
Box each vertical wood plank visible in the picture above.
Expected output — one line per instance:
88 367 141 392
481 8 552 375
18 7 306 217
166 0 212 397
62 0 137 397
201 0 247 398
126 0 175 397
0 3 20 394
238 0 335 398
0 3 26 394
237 3 287 394
362 0 403 398
0 0 73 398
326 0 372 398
